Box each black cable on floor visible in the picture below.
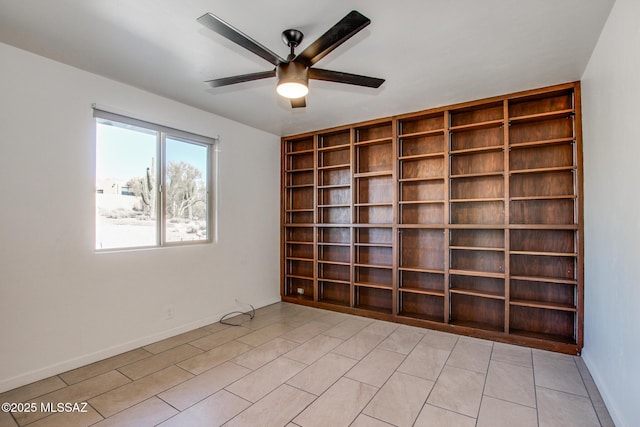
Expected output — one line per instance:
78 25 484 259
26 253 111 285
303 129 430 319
219 303 255 326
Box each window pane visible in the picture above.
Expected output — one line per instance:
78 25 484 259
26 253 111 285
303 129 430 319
96 121 158 249
165 137 208 242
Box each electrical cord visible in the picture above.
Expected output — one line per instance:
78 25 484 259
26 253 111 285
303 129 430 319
219 300 255 326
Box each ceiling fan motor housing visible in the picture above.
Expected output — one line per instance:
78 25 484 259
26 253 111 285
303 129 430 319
276 61 309 98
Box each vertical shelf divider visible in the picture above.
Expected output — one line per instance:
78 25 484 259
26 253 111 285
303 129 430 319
313 133 318 302
280 136 286 300
443 110 451 324
350 127 356 308
574 85 584 350
391 119 399 316
503 99 511 333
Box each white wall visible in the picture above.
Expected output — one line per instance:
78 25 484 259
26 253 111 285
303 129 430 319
581 0 640 425
0 43 281 391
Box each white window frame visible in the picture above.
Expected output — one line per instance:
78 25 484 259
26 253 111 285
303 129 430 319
94 108 217 250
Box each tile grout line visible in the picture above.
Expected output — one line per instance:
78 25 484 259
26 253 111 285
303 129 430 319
294 319 398 426
224 383 314 426
531 349 540 427
152 358 255 416
475 342 495 423
408 334 467 426
572 356 606 427
350 334 410 423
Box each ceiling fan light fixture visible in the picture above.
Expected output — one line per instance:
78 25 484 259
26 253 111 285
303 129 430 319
276 62 309 99
277 82 308 99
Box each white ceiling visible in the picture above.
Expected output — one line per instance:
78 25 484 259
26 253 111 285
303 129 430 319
0 0 614 136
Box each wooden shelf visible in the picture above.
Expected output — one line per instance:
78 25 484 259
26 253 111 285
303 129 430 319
450 245 504 252
510 166 576 175
317 260 351 266
450 197 504 203
510 299 577 312
354 137 393 146
450 171 504 179
399 200 445 205
286 148 314 155
510 195 577 201
509 137 575 149
285 184 314 189
398 177 445 183
285 167 314 173
397 312 444 323
318 278 351 285
285 257 313 262
508 329 576 345
449 319 504 333
318 298 350 307
398 129 445 138
354 171 393 178
285 274 313 281
282 82 583 354
449 269 505 279
399 287 445 297
399 266 444 274
397 224 447 229
354 282 392 290
354 242 393 248
317 143 350 152
510 250 577 257
318 164 350 171
510 275 577 285
450 288 505 300
450 145 504 155
449 118 504 132
355 263 393 270
354 202 393 207
508 224 578 230
318 184 351 189
354 304 392 314
318 204 350 208
509 108 574 123
399 152 445 161
448 224 506 229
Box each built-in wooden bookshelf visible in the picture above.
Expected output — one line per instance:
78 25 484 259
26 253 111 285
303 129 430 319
281 82 583 354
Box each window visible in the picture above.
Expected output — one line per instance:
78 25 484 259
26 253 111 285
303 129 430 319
94 108 216 250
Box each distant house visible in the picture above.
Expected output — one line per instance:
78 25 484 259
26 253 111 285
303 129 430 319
96 179 133 196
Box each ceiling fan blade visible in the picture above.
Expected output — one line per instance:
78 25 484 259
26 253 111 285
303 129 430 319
206 70 276 88
309 68 384 88
294 10 370 67
198 13 285 66
290 97 306 108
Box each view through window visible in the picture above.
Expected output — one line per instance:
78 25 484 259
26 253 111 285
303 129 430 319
95 110 214 250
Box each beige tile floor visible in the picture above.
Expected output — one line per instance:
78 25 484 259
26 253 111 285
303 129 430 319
0 302 615 427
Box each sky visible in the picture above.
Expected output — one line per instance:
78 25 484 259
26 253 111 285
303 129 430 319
96 121 207 183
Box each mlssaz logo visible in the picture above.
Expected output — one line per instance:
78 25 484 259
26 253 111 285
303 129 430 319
40 402 89 413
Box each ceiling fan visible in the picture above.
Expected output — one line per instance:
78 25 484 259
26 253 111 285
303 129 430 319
197 10 385 108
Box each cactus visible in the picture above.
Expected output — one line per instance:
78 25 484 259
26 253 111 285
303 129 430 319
139 158 156 218
140 168 152 206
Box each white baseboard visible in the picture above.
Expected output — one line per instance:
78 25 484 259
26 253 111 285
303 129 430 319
0 295 282 393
